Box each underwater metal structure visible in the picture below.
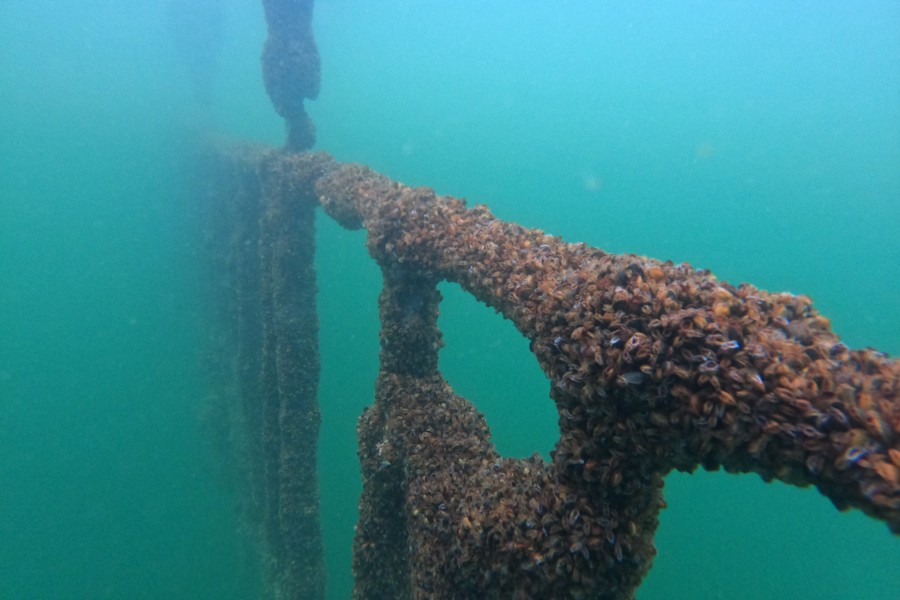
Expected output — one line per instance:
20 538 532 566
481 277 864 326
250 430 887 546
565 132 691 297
202 1 900 598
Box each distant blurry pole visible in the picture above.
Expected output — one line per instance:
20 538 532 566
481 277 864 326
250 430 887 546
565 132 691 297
261 0 320 150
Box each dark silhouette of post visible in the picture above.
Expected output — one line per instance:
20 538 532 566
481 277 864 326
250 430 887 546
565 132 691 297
261 0 320 150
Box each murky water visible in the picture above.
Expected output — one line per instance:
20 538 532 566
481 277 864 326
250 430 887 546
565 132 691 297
2 2 897 598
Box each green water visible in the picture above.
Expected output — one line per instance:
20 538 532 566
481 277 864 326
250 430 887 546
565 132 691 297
2 1 898 598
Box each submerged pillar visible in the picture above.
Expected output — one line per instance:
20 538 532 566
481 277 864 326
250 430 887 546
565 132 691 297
257 152 325 599
203 147 327 599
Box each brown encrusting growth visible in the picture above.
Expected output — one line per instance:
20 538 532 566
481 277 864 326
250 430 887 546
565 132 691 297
207 147 899 600
203 147 326 599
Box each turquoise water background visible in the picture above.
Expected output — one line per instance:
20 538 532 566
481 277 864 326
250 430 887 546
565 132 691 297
1 1 898 598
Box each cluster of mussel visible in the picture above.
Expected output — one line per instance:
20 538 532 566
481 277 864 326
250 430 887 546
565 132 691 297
309 155 899 598
356 370 660 599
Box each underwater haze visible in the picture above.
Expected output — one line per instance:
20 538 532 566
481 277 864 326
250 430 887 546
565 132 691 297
1 1 898 599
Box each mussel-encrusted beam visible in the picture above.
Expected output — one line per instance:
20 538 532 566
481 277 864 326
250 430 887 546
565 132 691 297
310 154 899 599
205 146 327 599
257 153 325 599
214 147 899 599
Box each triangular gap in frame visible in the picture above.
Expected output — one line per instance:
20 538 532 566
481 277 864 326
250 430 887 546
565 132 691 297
436 281 558 461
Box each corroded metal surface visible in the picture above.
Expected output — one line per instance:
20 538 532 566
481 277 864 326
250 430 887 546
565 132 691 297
211 147 899 599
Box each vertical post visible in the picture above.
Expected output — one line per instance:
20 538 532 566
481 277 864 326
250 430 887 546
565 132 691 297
258 0 323 593
261 0 321 151
354 267 442 599
257 152 325 599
